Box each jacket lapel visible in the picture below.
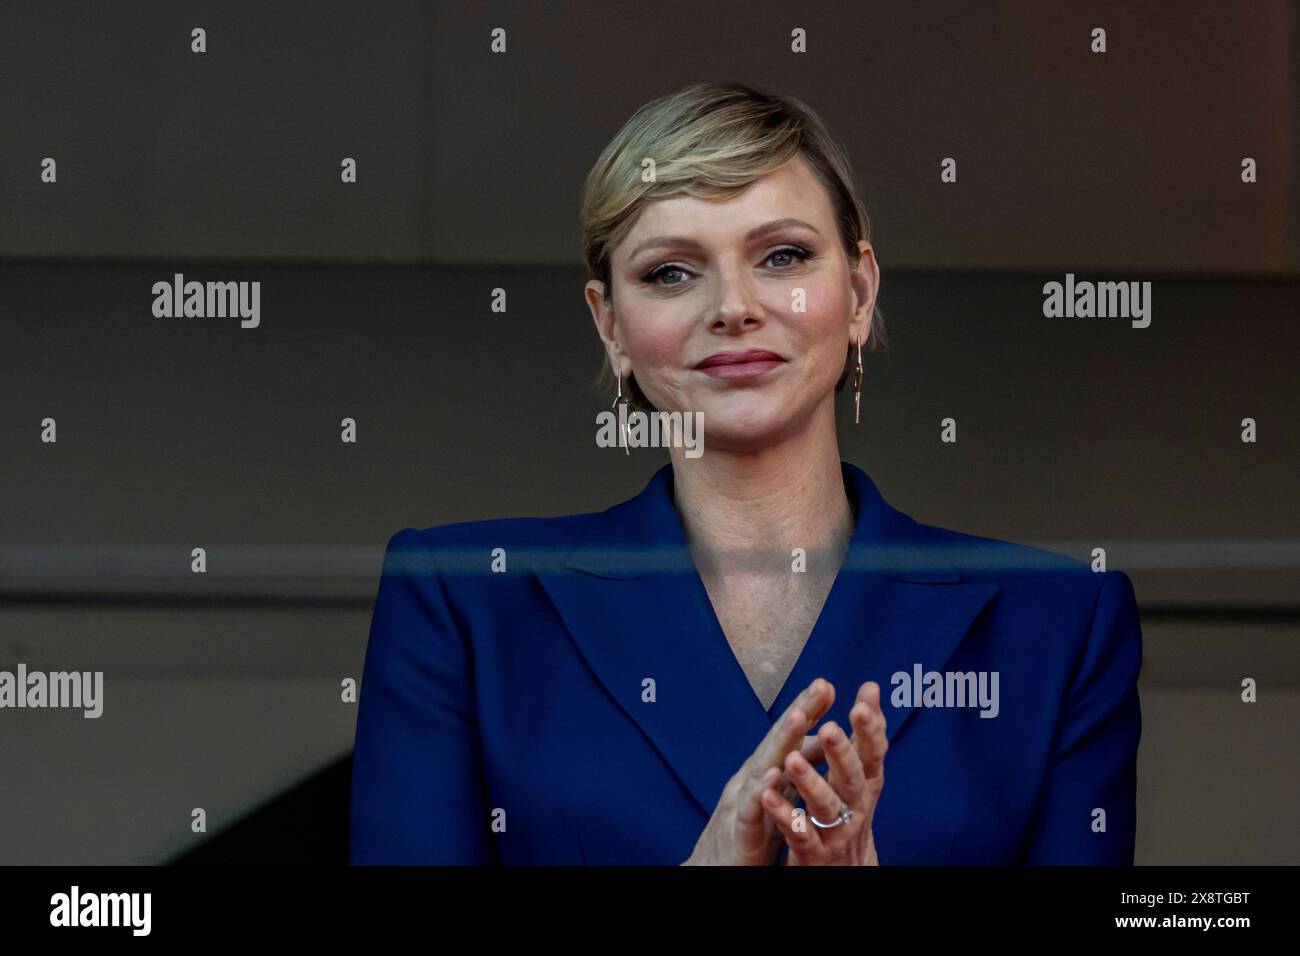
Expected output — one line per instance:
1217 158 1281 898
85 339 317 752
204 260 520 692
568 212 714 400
765 463 1002 745
534 461 1000 818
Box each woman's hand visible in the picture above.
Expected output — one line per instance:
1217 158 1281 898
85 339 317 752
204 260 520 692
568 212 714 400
760 680 888 865
683 678 835 865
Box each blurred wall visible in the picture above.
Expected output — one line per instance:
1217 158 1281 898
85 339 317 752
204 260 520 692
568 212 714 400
0 0 1295 271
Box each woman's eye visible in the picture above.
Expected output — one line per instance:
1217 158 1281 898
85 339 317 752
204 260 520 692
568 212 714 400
767 245 812 268
643 246 810 286
644 265 690 286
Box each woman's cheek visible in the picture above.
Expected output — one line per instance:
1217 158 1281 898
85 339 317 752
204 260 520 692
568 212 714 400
787 294 852 389
623 313 691 377
810 281 853 329
612 333 673 409
781 298 838 362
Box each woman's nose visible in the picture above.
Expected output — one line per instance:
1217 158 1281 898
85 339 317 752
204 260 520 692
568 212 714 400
711 265 765 329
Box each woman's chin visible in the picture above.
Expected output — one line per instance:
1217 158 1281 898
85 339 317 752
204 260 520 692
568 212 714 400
687 410 803 453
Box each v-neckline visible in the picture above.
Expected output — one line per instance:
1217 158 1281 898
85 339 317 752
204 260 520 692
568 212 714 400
534 457 1004 817
672 474 863 720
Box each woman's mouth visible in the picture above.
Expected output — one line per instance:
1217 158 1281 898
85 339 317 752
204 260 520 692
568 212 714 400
694 349 787 380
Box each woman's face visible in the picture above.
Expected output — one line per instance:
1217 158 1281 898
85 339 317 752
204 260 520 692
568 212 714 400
587 153 879 452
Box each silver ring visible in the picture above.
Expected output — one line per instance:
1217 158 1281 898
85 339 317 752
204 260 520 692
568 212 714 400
809 803 853 829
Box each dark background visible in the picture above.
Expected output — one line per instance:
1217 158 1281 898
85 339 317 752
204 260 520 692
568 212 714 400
0 0 1296 864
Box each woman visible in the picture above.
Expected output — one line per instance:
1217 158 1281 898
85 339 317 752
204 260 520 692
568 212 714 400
350 83 1142 865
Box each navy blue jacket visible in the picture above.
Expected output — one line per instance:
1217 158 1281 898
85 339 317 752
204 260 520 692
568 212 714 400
350 461 1142 864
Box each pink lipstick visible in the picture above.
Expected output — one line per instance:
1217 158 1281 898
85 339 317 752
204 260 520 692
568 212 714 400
694 349 786 381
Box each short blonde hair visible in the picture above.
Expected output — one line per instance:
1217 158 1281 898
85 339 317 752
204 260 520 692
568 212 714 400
580 82 887 413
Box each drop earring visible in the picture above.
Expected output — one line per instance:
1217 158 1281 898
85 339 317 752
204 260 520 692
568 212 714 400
611 367 631 455
852 336 864 424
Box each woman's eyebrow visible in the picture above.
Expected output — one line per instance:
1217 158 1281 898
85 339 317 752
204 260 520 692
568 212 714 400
744 217 821 242
627 218 822 261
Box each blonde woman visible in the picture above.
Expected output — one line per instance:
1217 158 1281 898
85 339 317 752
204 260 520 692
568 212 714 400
350 83 1142 865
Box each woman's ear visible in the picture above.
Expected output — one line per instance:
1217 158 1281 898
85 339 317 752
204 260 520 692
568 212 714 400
848 240 880 345
585 278 627 369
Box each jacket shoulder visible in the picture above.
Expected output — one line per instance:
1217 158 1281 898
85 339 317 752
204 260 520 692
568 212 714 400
385 510 601 577
912 519 1134 606
917 521 1088 572
910 520 1140 682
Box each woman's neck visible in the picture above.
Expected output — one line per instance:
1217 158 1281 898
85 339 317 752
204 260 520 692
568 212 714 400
667 415 855 579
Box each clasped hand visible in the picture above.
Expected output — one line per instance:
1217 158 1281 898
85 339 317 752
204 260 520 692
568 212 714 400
684 677 888 866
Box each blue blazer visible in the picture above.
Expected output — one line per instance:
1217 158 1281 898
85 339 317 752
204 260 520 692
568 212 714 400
350 461 1142 865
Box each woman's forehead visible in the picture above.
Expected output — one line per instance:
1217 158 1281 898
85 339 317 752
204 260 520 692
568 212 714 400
615 158 834 256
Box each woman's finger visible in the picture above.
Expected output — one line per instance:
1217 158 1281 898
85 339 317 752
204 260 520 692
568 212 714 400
849 682 888 785
760 782 822 862
818 720 868 810
750 678 835 775
736 765 781 828
776 736 826 805
784 749 846 829
798 733 826 766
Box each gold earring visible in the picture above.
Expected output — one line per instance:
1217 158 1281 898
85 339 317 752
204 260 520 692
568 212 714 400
852 337 864 424
611 368 631 455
